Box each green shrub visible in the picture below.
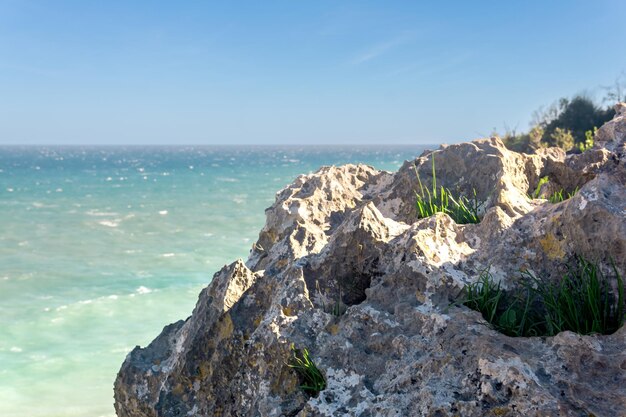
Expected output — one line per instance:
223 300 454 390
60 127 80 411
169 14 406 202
578 128 596 152
462 258 625 337
288 344 326 395
549 127 575 151
414 155 481 224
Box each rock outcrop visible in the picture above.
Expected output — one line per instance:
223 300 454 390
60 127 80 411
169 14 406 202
115 104 626 417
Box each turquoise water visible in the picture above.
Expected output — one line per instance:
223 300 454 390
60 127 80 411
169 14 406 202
0 146 425 417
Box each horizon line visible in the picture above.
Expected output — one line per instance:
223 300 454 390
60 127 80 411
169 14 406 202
0 143 441 147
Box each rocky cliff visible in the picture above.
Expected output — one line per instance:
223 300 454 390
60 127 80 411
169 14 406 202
114 104 626 417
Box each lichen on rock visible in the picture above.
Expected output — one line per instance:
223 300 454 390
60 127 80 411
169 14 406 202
114 104 626 417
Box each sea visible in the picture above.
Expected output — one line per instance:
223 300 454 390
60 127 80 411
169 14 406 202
0 145 427 417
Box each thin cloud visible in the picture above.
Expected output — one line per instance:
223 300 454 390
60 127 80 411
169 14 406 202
351 32 414 65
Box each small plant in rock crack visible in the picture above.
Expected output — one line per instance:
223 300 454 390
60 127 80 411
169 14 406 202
531 176 550 199
287 344 326 395
526 257 625 335
547 187 578 204
530 176 578 203
462 269 544 337
316 280 346 317
462 258 625 337
414 155 482 224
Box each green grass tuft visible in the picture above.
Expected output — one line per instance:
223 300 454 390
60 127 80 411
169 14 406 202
531 176 550 199
462 258 624 337
526 257 624 335
530 176 578 203
288 344 326 395
414 155 481 224
463 270 544 337
547 187 578 203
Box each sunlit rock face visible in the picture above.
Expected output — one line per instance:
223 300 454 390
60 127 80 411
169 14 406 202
115 104 626 417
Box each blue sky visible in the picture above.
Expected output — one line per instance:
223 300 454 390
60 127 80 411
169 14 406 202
0 0 624 145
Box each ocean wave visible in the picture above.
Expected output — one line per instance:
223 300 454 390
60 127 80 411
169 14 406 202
135 286 152 295
98 220 120 228
85 209 119 217
216 177 239 183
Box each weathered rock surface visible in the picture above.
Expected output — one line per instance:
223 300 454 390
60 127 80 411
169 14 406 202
115 105 626 417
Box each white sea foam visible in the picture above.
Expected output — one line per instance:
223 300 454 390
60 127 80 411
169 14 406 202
159 210 168 215
136 286 152 294
10 346 22 353
217 177 239 183
98 220 120 228
86 209 119 217
160 253 175 258
29 354 47 361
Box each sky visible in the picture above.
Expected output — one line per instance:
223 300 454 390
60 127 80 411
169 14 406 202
0 0 625 145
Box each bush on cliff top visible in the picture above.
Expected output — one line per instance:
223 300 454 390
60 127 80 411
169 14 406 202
498 94 618 153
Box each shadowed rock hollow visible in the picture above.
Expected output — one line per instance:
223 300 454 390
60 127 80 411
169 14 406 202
114 104 626 417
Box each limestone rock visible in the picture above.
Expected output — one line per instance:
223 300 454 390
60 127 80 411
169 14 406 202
115 110 626 417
